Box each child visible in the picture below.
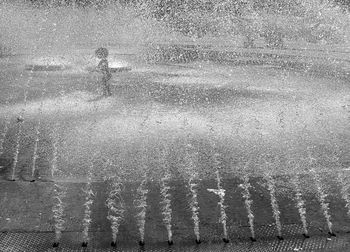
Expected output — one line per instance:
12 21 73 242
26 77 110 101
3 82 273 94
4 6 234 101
95 47 112 97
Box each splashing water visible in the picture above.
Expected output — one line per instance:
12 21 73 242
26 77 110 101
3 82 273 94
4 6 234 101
31 122 40 178
134 174 148 244
338 170 350 217
82 166 95 244
106 176 125 244
31 90 46 179
50 127 60 178
10 67 30 180
11 122 22 181
0 100 10 159
160 170 173 243
188 177 200 243
52 183 67 243
207 154 228 241
263 172 282 238
184 145 200 243
291 173 308 236
239 173 255 240
310 168 333 234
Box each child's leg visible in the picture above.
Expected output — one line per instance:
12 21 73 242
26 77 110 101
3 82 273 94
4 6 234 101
106 82 112 96
102 77 111 96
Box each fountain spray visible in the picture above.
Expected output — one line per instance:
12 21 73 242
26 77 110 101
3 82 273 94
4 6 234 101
10 59 35 180
307 150 334 236
263 172 283 240
184 144 201 244
31 121 40 180
160 170 173 245
239 173 256 241
50 127 60 179
291 173 309 238
106 176 125 247
49 124 66 248
52 182 67 247
207 152 228 243
10 120 22 181
0 100 10 159
134 174 149 246
81 164 95 247
337 170 350 218
31 91 45 181
310 168 334 236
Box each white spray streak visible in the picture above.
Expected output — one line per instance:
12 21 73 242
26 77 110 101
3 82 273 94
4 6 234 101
207 153 228 240
310 168 333 234
31 121 40 178
52 183 67 242
134 174 148 243
160 171 173 242
264 172 282 237
188 176 200 242
239 174 255 239
50 127 59 178
291 173 308 235
31 91 45 178
0 101 10 158
10 122 22 180
106 176 125 243
338 170 350 218
184 145 200 242
82 166 95 243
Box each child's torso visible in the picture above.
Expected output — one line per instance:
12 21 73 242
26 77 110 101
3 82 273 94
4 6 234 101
98 59 110 75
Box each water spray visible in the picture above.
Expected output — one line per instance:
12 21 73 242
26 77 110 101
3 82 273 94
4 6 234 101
0 99 10 160
134 174 148 246
263 172 283 240
10 59 35 181
30 90 46 182
160 170 173 245
106 176 125 247
184 146 201 244
50 127 60 179
81 164 95 247
207 155 229 243
52 182 67 247
239 173 256 241
338 170 350 218
310 168 335 236
291 173 309 238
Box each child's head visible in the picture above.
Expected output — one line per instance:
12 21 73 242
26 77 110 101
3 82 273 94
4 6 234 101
95 47 109 59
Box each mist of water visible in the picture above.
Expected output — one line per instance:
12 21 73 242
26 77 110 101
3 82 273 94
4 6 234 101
106 176 125 244
50 127 60 178
52 182 67 243
0 1 178 57
239 173 255 240
338 170 350 217
184 144 201 243
31 122 40 179
0 100 10 159
207 154 228 242
310 168 333 235
134 174 148 244
160 170 173 244
82 166 95 244
291 173 308 236
263 172 282 238
10 122 22 181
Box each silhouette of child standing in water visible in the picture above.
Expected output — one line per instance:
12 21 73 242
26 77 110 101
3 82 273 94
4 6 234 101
95 47 112 96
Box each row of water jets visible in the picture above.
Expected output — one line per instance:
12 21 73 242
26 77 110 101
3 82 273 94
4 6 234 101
2 107 348 247
49 150 348 248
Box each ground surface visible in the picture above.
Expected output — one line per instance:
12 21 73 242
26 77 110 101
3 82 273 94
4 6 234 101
0 45 350 250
